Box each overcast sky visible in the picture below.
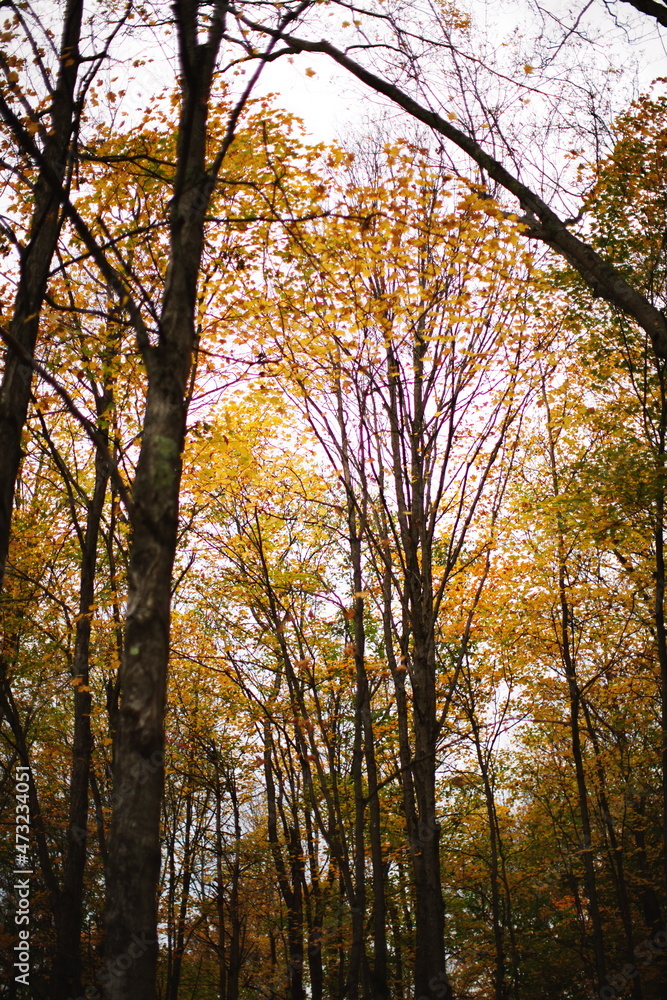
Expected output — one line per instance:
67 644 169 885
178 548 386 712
248 0 667 150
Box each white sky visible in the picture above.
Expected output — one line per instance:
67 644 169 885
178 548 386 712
84 0 667 166
249 0 667 149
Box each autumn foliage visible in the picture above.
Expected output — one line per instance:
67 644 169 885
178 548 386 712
1 4 667 1000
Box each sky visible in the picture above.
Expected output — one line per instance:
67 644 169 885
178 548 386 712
247 0 667 150
79 0 667 174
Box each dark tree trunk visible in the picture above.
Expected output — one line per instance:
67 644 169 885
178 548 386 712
264 731 306 1000
165 776 194 1000
213 770 243 1000
102 8 226 997
471 716 508 1000
652 372 667 913
581 700 644 1000
227 777 244 1000
337 381 389 1000
0 0 83 591
409 632 448 1000
304 807 324 1000
543 387 607 990
385 336 451 1000
52 391 110 1000
631 797 664 937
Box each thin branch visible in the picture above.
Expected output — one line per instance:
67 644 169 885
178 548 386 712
0 324 133 515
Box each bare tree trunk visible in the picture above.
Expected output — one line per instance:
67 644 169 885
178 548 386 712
409 628 448 1000
102 8 226 996
385 337 450 1000
304 806 324 1000
52 387 110 999
652 373 667 913
216 789 227 1000
644 364 667 999
469 712 508 1000
0 0 83 590
165 777 194 1000
543 387 607 990
337 383 388 1000
580 699 644 1000
263 729 306 1000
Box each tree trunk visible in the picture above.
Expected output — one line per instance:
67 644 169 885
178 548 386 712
410 631 448 1000
469 712 508 1000
263 733 306 1000
337 383 387 1000
386 334 450 1000
581 700 644 1000
165 773 194 1000
543 387 607 989
304 807 324 1000
102 10 225 996
52 392 110 1000
0 0 83 591
652 378 667 909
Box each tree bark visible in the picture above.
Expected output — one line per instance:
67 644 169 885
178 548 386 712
102 7 226 996
304 806 324 1000
263 730 306 1000
337 380 388 1000
385 336 450 1000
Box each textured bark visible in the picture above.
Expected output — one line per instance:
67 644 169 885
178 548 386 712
102 6 225 996
102 351 187 999
101 1 302 987
0 0 83 591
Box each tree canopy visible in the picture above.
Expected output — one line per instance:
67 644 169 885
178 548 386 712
1 3 667 1000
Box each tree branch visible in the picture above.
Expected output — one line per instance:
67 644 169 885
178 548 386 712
243 23 667 356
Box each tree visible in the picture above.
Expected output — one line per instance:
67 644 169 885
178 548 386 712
0 4 318 996
5 5 667 999
0 0 88 592
238 3 667 357
243 143 542 999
